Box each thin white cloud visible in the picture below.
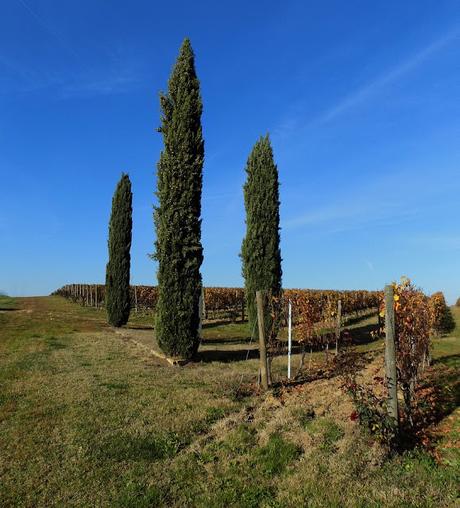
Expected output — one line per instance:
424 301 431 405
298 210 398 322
283 198 416 232
318 27 460 124
16 0 81 60
10 0 143 98
60 74 140 98
281 161 460 234
273 25 460 138
365 260 375 271
411 234 460 251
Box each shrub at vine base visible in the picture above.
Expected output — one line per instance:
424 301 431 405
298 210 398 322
345 378 398 444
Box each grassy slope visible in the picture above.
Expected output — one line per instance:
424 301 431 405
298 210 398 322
428 306 460 469
0 296 459 507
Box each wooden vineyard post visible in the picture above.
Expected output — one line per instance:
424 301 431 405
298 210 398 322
287 299 292 379
200 286 206 320
198 287 204 337
134 285 138 313
384 284 399 434
335 299 342 355
256 290 269 391
95 285 98 309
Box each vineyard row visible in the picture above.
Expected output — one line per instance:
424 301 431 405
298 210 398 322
53 284 381 324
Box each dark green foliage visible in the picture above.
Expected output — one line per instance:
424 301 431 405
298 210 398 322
154 39 204 359
241 135 282 331
106 173 133 327
442 307 456 334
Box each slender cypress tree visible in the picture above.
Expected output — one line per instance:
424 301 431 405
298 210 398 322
154 38 204 359
106 173 133 327
241 135 282 331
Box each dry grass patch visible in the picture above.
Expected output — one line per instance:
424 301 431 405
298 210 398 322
1 296 459 507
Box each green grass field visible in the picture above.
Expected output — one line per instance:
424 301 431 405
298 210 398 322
0 296 459 507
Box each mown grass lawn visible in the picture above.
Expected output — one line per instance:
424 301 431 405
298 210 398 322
0 296 459 507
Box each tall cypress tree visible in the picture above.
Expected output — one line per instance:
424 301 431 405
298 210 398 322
154 38 204 359
241 135 282 331
106 173 133 327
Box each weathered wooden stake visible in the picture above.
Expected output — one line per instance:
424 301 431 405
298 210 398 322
287 300 292 379
201 287 206 322
198 288 204 337
256 290 269 391
384 284 399 431
295 344 306 377
335 299 342 355
95 285 98 309
134 285 138 313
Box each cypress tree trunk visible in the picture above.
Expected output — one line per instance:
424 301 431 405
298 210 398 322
154 39 204 360
241 135 282 333
106 173 133 327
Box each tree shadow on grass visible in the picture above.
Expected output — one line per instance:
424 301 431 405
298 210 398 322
431 354 460 411
202 319 247 329
194 348 260 363
201 337 252 345
195 341 303 364
404 353 460 449
349 323 380 345
197 322 381 365
195 311 380 365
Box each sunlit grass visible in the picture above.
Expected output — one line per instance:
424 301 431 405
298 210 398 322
0 296 458 506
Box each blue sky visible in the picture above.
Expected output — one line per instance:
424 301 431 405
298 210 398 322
1 1 459 302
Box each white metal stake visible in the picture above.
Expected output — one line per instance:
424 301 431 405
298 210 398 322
287 300 292 379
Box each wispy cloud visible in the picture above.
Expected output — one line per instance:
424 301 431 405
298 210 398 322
4 0 143 98
16 0 81 60
283 198 416 232
365 259 375 271
281 162 460 234
0 65 142 97
59 73 141 98
318 27 460 124
273 26 460 138
411 234 460 251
